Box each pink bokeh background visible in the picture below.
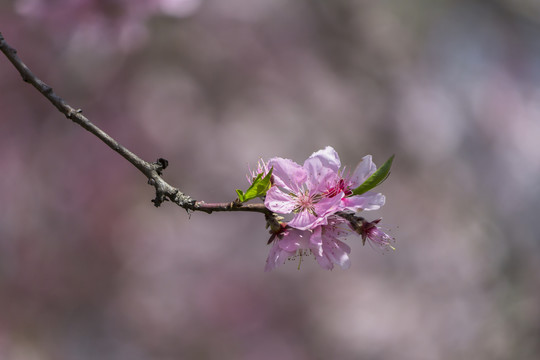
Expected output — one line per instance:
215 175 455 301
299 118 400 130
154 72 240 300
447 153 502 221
1 1 540 359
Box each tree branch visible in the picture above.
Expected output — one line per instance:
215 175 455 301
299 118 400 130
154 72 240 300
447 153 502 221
0 31 272 218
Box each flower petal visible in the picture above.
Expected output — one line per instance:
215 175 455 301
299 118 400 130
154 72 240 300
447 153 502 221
267 157 306 192
288 209 318 230
349 155 377 187
365 223 395 250
313 192 344 219
304 147 341 193
315 253 334 270
265 240 291 272
264 187 297 214
326 239 351 270
303 157 338 194
309 226 324 256
321 236 351 269
307 146 341 172
342 192 385 211
279 229 311 251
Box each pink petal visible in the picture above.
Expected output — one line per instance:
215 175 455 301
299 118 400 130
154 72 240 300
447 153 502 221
265 240 288 272
309 226 324 256
349 155 377 187
313 192 344 218
267 157 306 192
304 157 339 194
279 229 311 251
333 238 352 254
288 209 318 230
315 253 334 270
323 238 351 270
307 146 341 172
342 192 385 211
264 187 297 214
304 147 341 193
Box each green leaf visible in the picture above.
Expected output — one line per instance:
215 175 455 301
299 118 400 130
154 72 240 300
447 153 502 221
352 155 394 196
235 189 245 202
236 167 273 203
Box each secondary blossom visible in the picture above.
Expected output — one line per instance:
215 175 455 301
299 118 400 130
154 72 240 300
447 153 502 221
265 217 353 272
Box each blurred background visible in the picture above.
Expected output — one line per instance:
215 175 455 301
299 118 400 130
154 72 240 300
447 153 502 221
1 0 540 359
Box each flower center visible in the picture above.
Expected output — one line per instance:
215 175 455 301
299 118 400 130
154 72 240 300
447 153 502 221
297 192 312 207
293 191 318 215
325 178 352 198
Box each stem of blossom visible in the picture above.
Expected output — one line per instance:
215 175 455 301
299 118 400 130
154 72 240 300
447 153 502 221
0 32 273 218
336 211 365 232
264 213 284 233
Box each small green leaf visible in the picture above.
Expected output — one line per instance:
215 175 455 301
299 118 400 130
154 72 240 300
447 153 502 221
235 189 245 202
236 167 273 203
352 155 394 196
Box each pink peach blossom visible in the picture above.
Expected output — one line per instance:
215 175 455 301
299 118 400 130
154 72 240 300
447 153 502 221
264 149 344 230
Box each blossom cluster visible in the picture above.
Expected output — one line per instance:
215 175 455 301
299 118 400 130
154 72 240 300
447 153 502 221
250 146 394 271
